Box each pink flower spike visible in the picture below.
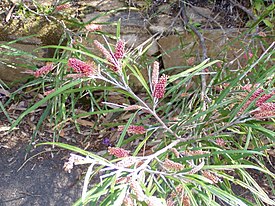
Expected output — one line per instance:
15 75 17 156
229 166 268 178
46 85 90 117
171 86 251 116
250 88 264 100
85 23 102 32
34 63 54 78
94 40 120 72
118 125 146 135
152 61 159 87
55 4 70 11
114 39 125 60
216 62 222 69
216 138 225 147
153 74 168 99
94 40 113 61
259 102 275 111
68 58 95 76
108 147 130 158
256 92 274 107
44 89 55 96
128 125 146 134
254 110 275 119
186 57 195 66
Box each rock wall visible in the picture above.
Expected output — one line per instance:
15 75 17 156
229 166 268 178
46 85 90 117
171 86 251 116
0 0 271 84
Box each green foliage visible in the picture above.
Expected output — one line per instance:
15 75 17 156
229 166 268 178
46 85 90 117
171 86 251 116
2 1 275 206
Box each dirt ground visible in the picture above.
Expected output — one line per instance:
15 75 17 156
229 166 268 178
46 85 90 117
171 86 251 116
0 143 83 206
0 104 105 206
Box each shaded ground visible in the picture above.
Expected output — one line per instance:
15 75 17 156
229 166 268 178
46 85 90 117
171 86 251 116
0 100 105 206
0 144 83 206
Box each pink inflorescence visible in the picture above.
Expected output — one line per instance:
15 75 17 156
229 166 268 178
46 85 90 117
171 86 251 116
215 138 226 147
44 89 55 96
114 39 125 60
33 63 54 78
108 147 130 158
55 4 70 11
128 125 146 134
256 93 274 107
152 61 159 87
253 102 275 119
85 23 102 32
68 58 95 76
239 86 264 114
240 84 275 119
94 40 112 60
153 74 168 99
118 125 146 135
94 39 125 72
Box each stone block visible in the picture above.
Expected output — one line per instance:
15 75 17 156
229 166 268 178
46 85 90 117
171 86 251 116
0 42 47 84
158 29 250 69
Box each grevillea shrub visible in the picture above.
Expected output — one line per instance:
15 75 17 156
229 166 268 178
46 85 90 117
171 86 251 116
10 22 275 206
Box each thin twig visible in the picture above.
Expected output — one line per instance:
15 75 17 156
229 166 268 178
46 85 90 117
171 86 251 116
229 0 266 52
228 0 256 20
179 1 208 111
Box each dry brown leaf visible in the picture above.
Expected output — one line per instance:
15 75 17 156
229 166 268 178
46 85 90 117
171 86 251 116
59 129 65 137
75 119 95 127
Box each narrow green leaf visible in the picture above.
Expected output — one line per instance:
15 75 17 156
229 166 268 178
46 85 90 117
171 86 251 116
10 79 83 129
168 59 220 83
116 111 138 147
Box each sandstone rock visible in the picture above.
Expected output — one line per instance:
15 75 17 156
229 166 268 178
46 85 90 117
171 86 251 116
0 0 267 86
186 6 212 24
158 29 247 69
0 42 47 84
148 14 183 34
130 0 148 8
84 11 147 34
84 10 152 54
79 0 125 11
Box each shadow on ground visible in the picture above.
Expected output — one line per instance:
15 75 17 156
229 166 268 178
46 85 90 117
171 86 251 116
0 144 83 206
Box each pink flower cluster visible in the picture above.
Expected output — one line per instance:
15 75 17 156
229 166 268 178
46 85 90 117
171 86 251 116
68 58 95 77
151 60 168 99
253 102 275 119
255 93 273 107
215 138 226 147
94 39 125 72
240 84 275 119
163 158 184 171
153 74 168 99
44 89 55 96
118 125 146 135
33 63 54 78
239 87 264 113
55 4 70 11
114 39 125 60
152 61 159 87
85 23 102 32
108 147 130 158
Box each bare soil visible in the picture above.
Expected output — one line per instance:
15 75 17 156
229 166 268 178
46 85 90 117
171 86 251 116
0 144 82 206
